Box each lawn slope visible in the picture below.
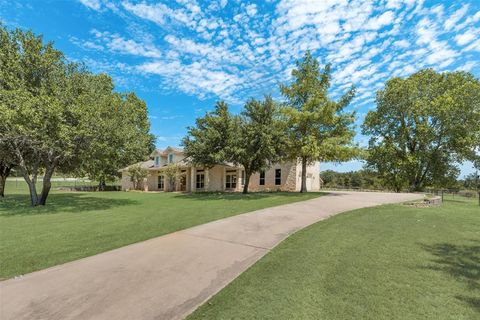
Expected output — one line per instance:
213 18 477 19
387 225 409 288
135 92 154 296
189 196 480 320
0 181 321 279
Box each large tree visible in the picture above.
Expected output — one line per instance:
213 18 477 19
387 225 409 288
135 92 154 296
230 96 286 193
0 25 153 205
362 69 480 191
182 101 234 168
280 51 357 192
182 97 286 193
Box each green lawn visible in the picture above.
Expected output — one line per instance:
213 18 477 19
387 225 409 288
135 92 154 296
0 181 322 279
189 196 480 320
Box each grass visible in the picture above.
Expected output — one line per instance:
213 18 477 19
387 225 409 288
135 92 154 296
188 195 480 320
0 180 322 279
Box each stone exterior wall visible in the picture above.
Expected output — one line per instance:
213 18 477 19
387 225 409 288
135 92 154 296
121 161 321 192
294 161 321 191
248 163 297 192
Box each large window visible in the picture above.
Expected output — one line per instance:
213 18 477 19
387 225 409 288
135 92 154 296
158 175 164 190
226 170 237 189
275 169 281 185
259 170 265 185
168 154 174 163
196 170 205 189
155 156 160 166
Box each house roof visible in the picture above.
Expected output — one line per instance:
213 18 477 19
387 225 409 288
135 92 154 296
150 146 184 157
118 160 155 172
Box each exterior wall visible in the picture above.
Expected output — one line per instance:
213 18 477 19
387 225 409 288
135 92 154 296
121 160 321 192
121 172 134 191
248 162 297 192
146 173 158 191
206 165 224 191
294 161 321 191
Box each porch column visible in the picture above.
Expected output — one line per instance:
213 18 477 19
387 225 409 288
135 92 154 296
205 168 210 191
190 167 195 192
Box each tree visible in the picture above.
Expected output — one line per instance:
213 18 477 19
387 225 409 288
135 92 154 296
362 69 480 191
127 164 148 190
0 142 15 197
280 51 357 192
78 87 155 190
182 101 233 168
0 25 154 205
182 97 286 194
162 163 184 191
230 96 286 193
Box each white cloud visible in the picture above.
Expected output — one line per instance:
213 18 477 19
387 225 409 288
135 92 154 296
365 11 395 30
455 28 478 46
79 0 101 10
74 0 478 103
444 4 469 30
393 39 409 48
245 4 257 17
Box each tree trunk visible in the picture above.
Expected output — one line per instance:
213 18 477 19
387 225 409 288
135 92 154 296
0 165 11 197
98 178 106 191
242 172 251 194
38 164 55 206
23 173 38 206
300 157 307 193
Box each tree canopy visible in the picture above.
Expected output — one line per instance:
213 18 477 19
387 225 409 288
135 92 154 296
280 51 357 192
362 69 480 191
0 24 154 205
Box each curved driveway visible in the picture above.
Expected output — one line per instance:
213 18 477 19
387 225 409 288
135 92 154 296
1 191 422 320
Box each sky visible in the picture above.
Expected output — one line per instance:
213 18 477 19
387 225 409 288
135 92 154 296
1 0 479 176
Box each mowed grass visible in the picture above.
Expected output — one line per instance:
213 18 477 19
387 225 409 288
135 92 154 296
189 196 480 320
0 180 322 279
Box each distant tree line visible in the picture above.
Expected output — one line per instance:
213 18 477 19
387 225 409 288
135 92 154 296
0 24 154 205
320 170 383 190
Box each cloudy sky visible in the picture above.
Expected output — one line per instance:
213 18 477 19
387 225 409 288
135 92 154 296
1 0 479 175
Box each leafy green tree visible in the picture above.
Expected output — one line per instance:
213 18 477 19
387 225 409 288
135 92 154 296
362 69 480 191
0 25 154 205
0 142 15 197
230 96 286 193
182 101 233 168
127 164 148 190
280 51 357 192
78 82 155 189
162 163 184 191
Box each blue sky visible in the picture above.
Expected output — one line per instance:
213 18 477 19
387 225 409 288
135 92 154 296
1 0 479 176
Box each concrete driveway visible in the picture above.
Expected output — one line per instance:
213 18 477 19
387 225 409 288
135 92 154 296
0 191 422 320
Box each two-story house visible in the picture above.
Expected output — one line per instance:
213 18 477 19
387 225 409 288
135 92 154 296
120 146 321 192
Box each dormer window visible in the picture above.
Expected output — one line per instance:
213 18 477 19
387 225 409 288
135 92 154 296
155 156 160 166
168 154 173 163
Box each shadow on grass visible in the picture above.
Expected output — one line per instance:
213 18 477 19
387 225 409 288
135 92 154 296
0 193 138 217
421 241 480 312
173 191 323 201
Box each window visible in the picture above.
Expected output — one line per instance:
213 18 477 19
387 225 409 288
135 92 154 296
168 154 174 163
275 169 281 185
158 175 164 190
259 170 265 185
226 170 237 189
241 170 245 186
196 170 205 189
155 156 159 166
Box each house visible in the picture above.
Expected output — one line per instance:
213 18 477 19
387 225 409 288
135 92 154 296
120 146 321 192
